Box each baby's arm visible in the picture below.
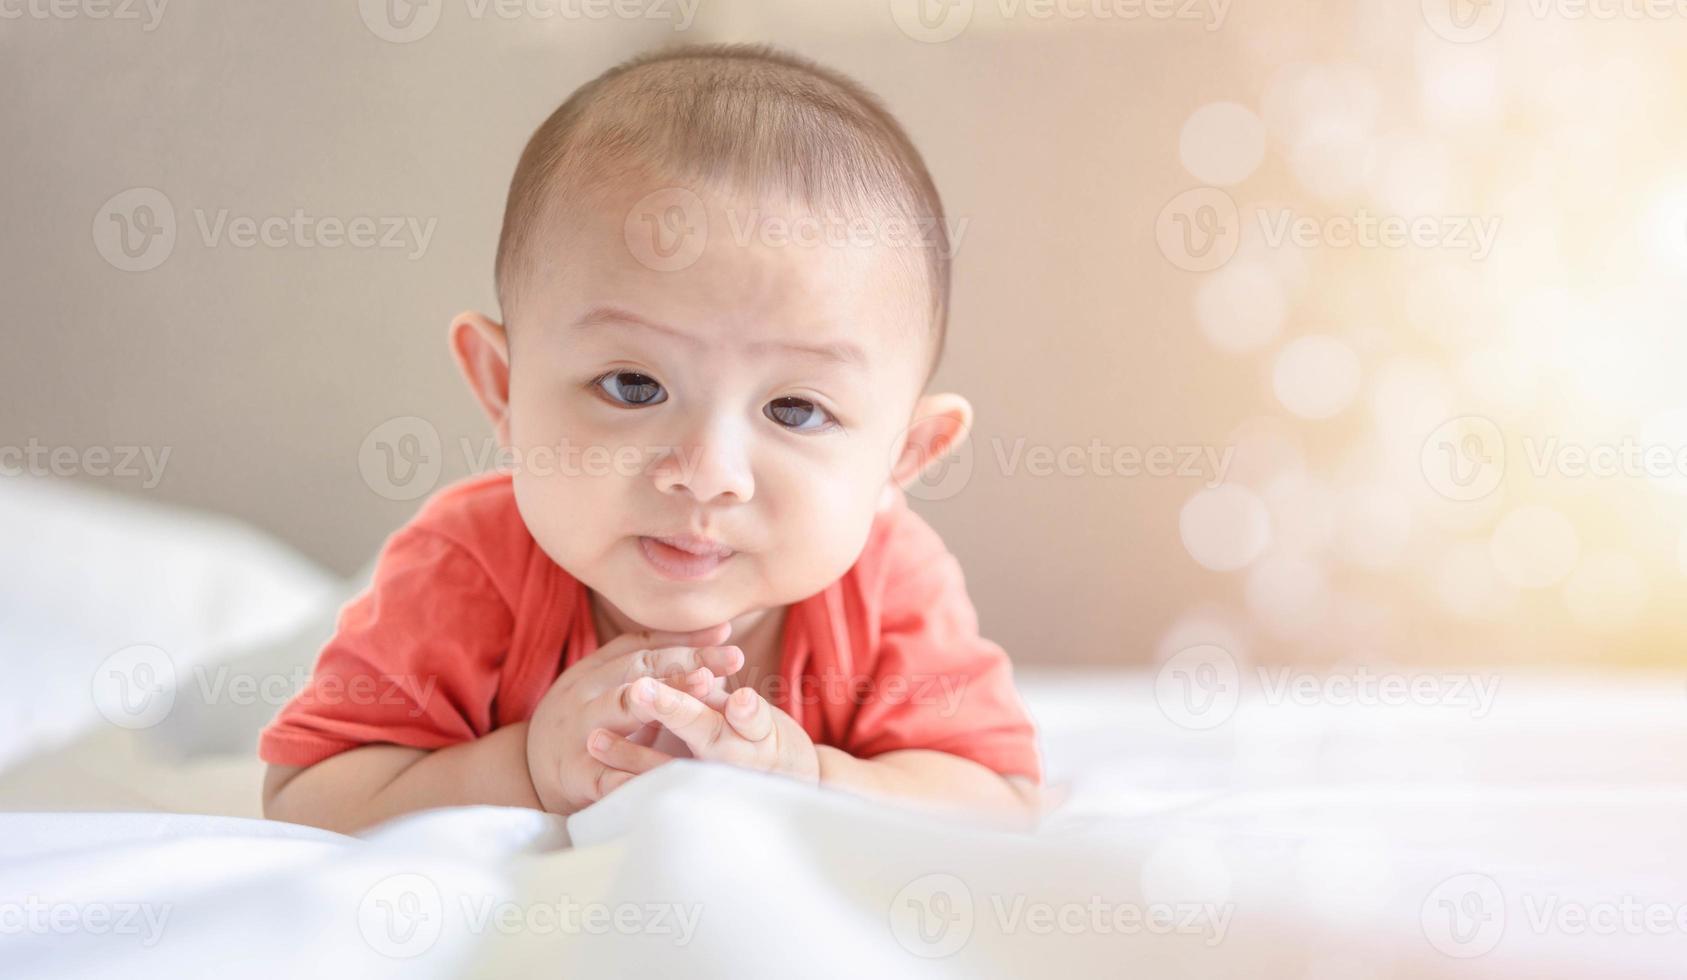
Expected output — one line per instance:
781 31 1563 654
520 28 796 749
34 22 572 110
814 747 1039 825
263 724 539 834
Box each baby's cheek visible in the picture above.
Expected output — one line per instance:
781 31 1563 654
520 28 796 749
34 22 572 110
767 469 880 585
509 454 626 568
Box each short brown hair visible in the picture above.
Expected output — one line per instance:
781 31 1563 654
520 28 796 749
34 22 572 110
494 43 952 379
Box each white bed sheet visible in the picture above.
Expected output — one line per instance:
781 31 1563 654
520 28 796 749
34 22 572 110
2 670 1684 978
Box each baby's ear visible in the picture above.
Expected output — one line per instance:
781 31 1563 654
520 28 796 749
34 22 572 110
449 311 513 445
887 392 973 500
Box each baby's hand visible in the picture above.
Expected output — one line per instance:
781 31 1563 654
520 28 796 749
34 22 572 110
586 679 820 786
526 623 744 816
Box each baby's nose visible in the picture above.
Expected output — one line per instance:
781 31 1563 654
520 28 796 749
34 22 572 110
654 420 754 504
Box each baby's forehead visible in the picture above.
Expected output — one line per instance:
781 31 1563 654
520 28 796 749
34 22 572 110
547 179 933 381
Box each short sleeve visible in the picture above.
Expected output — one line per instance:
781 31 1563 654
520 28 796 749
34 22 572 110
843 506 1043 782
257 526 515 768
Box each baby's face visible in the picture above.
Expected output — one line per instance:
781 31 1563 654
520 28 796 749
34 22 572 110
503 181 933 632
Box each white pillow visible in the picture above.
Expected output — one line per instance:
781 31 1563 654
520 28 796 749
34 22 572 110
0 478 340 773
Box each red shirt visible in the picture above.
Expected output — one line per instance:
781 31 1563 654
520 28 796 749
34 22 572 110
259 472 1041 781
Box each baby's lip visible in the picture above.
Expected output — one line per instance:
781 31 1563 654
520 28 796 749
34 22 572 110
646 533 735 558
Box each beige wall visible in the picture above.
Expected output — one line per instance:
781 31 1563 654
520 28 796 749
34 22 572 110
8 0 1684 667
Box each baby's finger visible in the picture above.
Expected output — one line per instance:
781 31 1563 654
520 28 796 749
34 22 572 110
587 728 673 775
593 766 637 800
590 682 664 733
680 667 714 699
724 687 774 742
588 623 732 666
626 645 743 683
626 721 662 748
592 669 722 728
698 681 730 712
625 677 727 753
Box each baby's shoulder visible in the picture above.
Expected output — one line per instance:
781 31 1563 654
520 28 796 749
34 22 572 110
390 471 543 592
408 471 527 548
850 488 960 599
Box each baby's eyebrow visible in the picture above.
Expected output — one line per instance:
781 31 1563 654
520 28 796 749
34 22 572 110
574 304 869 370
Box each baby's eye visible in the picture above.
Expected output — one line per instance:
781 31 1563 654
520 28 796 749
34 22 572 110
764 396 835 432
596 371 666 406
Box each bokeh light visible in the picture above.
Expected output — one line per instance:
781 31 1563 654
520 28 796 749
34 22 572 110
1171 20 1687 668
1180 485 1272 572
1273 336 1362 420
1178 102 1267 187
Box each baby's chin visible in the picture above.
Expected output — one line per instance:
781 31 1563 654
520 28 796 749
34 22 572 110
604 588 747 634
582 559 750 631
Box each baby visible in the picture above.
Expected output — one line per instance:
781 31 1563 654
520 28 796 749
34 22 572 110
260 43 1041 833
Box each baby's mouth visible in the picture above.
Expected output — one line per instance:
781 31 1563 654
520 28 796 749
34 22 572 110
638 535 735 580
648 533 734 558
